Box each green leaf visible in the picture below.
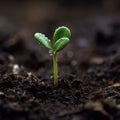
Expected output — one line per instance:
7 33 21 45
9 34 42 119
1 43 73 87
53 26 71 42
54 37 70 53
34 33 52 50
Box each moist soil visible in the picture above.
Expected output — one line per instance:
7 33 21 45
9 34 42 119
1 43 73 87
0 25 120 120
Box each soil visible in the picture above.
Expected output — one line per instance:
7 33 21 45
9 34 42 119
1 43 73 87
0 20 120 120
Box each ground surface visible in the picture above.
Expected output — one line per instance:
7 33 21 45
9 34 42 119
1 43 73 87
0 2 120 118
0 20 120 120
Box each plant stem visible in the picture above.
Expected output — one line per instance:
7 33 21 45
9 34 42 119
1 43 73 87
53 53 58 87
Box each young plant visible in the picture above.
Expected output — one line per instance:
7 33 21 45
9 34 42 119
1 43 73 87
34 26 71 87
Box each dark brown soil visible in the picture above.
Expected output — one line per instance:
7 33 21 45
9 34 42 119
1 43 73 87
0 20 120 120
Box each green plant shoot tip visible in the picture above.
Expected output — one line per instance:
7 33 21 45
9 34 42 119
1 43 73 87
34 26 71 87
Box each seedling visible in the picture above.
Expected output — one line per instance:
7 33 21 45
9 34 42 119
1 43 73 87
34 26 71 87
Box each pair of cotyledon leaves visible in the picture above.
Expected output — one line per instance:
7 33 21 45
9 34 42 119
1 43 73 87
34 26 71 53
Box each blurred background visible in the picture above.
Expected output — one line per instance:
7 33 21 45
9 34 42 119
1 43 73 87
0 0 120 49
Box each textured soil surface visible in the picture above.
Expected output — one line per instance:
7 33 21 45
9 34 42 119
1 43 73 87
0 4 120 117
0 18 120 120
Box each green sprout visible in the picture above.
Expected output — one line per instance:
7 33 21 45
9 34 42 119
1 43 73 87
34 26 71 87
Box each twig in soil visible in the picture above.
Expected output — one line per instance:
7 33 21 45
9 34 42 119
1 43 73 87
90 83 120 100
106 83 120 89
57 108 81 118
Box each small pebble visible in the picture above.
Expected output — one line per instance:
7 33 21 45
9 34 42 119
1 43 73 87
0 91 4 95
71 60 77 66
67 51 74 58
90 57 105 65
8 55 14 62
13 64 20 74
27 72 32 77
